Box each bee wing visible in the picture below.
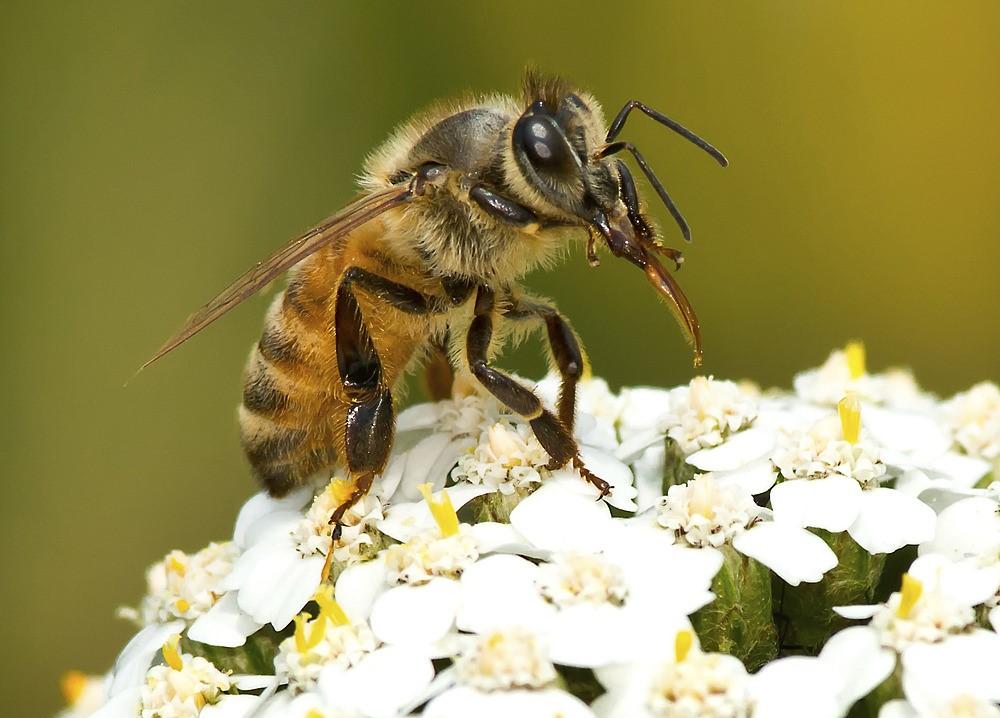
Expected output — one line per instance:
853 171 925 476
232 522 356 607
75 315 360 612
142 184 413 369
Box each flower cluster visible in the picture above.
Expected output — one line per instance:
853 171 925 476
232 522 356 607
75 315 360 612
63 345 1000 718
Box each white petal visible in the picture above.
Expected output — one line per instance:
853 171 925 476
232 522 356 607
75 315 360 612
687 427 776 471
233 488 312 549
751 656 844 718
928 451 992 488
848 489 937 555
200 695 261 718
424 686 595 718
468 521 548 559
819 626 895 706
398 433 468 500
91 687 141 718
396 402 441 432
733 522 837 586
833 604 881 619
509 478 612 554
879 700 917 718
619 386 673 431
374 450 406 501
714 458 779 496
187 592 262 647
908 554 1000 607
233 545 324 629
770 477 862 532
456 554 552 634
864 407 951 466
615 429 665 464
109 620 185 696
547 603 633 667
231 511 301 556
902 631 1000 711
919 496 1000 559
231 674 278 691
370 577 460 647
335 559 389 621
319 645 435 718
579 445 638 511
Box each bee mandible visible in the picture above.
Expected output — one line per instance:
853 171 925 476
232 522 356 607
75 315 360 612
145 70 727 535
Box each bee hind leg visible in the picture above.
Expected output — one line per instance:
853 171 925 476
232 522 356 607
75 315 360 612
467 287 609 497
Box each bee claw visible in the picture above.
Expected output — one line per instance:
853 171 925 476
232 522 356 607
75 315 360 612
572 455 612 498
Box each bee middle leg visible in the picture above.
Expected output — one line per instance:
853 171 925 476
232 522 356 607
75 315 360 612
466 286 609 496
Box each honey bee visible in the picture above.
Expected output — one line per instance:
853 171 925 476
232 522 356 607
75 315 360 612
146 70 727 533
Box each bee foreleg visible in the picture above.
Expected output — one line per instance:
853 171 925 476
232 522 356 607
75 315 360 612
466 287 609 497
504 300 586 431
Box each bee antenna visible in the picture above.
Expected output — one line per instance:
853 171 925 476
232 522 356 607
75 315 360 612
600 140 692 243
606 100 729 167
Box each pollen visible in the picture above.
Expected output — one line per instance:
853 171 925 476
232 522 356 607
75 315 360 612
674 629 694 663
174 598 190 614
326 477 356 507
313 585 350 627
896 573 923 619
306 711 327 718
162 634 184 671
60 670 87 706
167 554 186 576
838 392 862 445
418 483 460 537
845 341 866 380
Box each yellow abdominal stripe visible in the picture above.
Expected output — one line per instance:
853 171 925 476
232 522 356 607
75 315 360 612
838 392 862 445
418 483 460 537
896 573 923 619
845 340 866 379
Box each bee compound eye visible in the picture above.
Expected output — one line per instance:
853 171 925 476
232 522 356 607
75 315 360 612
513 113 577 176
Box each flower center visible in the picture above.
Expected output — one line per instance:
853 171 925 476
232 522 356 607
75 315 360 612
872 574 976 651
293 477 384 565
662 377 758 455
656 475 758 548
123 542 238 625
451 421 549 494
384 486 479 585
454 629 557 692
772 415 886 488
647 631 751 718
536 552 628 608
276 587 377 693
140 638 231 717
943 381 1000 460
936 695 1000 718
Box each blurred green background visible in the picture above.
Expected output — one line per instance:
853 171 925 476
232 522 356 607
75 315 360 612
2 1 998 714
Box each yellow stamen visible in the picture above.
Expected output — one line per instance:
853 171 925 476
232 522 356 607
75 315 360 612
60 671 87 706
162 634 183 671
306 710 327 718
194 694 206 710
674 629 694 663
838 392 862 445
314 585 350 627
486 632 505 649
167 554 186 576
293 612 327 653
418 483 460 537
845 341 866 379
896 573 923 619
174 598 190 614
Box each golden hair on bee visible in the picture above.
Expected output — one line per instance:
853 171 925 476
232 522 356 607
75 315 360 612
144 69 727 548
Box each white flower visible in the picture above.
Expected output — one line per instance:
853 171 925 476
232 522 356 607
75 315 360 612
655 474 837 585
770 399 936 555
794 343 930 410
833 562 1000 689
274 586 379 693
220 476 393 636
121 542 239 628
423 629 595 718
450 420 549 495
336 486 484 652
457 479 722 667
57 672 109 718
943 382 1000 460
139 636 232 718
893 631 1000 717
881 695 1000 718
660 376 758 455
594 628 883 718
